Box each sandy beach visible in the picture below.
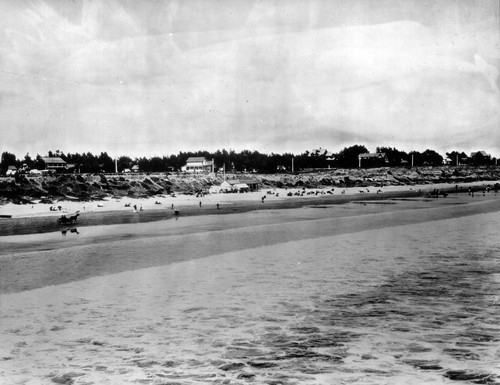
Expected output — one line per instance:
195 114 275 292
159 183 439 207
0 180 497 237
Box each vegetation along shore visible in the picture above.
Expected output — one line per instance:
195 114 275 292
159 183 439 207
1 165 500 205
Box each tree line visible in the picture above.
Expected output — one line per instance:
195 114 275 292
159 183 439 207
1 146 496 175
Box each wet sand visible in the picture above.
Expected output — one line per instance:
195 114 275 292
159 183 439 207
1 191 500 294
0 189 425 237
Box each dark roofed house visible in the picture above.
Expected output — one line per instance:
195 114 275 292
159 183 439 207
236 177 261 191
41 157 67 171
470 151 492 166
358 153 389 168
470 151 490 158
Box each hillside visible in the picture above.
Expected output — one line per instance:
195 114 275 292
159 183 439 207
1 166 500 205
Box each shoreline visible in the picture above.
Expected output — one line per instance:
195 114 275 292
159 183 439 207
0 181 497 236
0 189 423 237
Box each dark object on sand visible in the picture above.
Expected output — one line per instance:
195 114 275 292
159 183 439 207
57 215 69 225
0 214 12 218
427 189 448 198
57 213 79 225
174 209 180 216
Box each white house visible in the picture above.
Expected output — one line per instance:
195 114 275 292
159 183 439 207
181 157 214 173
41 157 67 171
220 180 250 193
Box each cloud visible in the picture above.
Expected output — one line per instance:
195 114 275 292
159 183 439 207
0 0 499 157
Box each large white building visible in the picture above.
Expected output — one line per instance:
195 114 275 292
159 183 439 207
41 157 67 171
181 157 214 173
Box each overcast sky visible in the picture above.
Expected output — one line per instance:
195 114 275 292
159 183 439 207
1 0 499 158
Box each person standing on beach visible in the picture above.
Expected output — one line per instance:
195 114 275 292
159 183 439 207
199 201 202 207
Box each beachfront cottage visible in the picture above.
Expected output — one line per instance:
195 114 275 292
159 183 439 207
219 180 233 192
220 180 249 193
236 178 261 191
219 178 260 192
358 153 389 168
181 157 214 173
41 157 67 171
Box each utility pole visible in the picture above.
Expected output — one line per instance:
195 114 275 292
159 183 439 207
292 157 294 173
115 158 118 173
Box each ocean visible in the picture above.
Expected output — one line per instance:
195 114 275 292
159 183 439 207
1 201 499 384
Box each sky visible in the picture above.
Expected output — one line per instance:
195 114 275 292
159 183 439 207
1 0 499 158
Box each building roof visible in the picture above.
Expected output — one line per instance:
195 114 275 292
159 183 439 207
7 165 17 170
41 157 66 164
186 157 211 163
237 178 261 185
225 178 259 186
358 153 386 159
471 151 490 157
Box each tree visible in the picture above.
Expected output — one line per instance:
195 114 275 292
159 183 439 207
1 151 18 174
445 151 469 166
33 154 46 170
408 150 443 167
98 152 114 172
335 145 369 168
421 149 443 166
117 156 133 172
23 153 33 169
376 147 409 166
295 149 330 169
